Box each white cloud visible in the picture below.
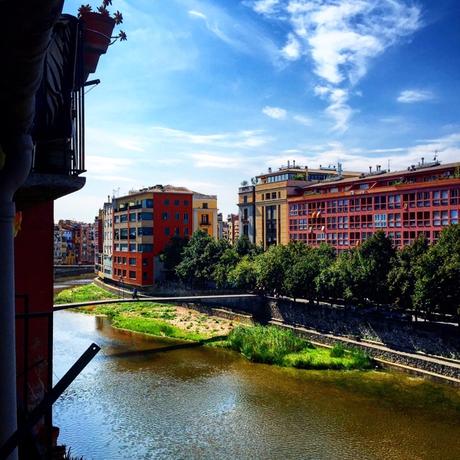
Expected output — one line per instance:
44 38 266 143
252 0 280 14
292 114 312 126
282 33 301 60
397 89 434 103
150 126 272 148
262 105 287 119
249 0 422 131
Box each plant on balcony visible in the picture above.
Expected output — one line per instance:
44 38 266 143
78 0 127 80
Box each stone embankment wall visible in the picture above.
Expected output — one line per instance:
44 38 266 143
55 265 94 279
265 298 460 361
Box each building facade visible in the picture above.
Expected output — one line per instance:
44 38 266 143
237 184 256 243
288 161 460 249
112 185 193 287
255 162 355 248
193 193 218 237
102 197 114 279
227 213 239 244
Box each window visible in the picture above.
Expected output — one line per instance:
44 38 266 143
433 211 441 226
165 228 170 236
201 214 209 225
129 228 136 239
140 227 153 236
162 212 169 220
441 210 449 226
129 244 136 252
243 196 248 204
138 212 153 221
451 210 458 225
138 244 153 252
174 199 179 206
271 192 277 199
120 228 128 239
129 271 136 279
114 215 120 223
143 199 153 208
265 193 270 200
433 191 440 206
129 258 136 265
175 228 180 236
184 212 189 222
175 212 180 220
164 199 170 205
184 200 189 206
129 213 136 222
374 214 387 228
203 202 208 209
120 214 128 223
185 227 189 236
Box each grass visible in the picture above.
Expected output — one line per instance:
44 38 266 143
54 283 117 304
225 325 373 370
112 316 208 341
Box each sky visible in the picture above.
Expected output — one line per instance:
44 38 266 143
56 0 460 222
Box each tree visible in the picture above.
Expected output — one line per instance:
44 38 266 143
159 235 189 278
228 256 257 290
413 225 460 321
213 247 240 288
346 232 395 305
387 235 428 312
175 231 229 287
253 245 290 296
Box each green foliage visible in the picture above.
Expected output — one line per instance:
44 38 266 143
159 235 189 275
387 236 428 310
54 283 117 303
413 225 460 317
227 325 308 364
330 343 346 357
227 325 373 370
227 256 257 290
176 231 230 286
213 247 240 288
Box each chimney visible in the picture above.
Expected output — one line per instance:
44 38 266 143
268 167 272 173
376 165 380 172
421 157 424 165
287 160 290 168
293 159 296 167
369 166 372 174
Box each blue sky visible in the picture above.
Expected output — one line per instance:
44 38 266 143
56 0 460 221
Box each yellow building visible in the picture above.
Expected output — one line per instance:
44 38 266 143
193 193 218 237
255 162 358 248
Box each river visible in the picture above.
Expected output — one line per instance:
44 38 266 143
53 281 460 460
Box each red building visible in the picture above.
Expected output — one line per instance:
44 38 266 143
112 185 193 287
288 160 460 249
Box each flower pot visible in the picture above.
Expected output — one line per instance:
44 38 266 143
80 12 115 79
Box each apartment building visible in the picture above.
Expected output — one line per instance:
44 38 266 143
255 162 358 248
193 192 218 237
112 185 193 287
237 183 256 243
288 160 460 249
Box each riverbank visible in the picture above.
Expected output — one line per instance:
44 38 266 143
54 284 373 371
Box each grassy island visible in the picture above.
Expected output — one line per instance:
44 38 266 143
222 325 373 370
55 283 373 371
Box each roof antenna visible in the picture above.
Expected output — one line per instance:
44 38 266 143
434 150 438 162
387 159 391 172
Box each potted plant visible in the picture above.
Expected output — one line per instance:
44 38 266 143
78 0 127 80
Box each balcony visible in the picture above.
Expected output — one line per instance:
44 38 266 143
15 15 86 208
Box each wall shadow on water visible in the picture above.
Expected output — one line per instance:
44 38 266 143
104 335 228 360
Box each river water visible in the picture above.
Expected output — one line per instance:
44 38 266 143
53 282 460 460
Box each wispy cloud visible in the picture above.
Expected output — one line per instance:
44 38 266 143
262 105 287 119
189 152 253 169
248 0 422 131
150 126 272 148
292 114 312 126
397 89 435 103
